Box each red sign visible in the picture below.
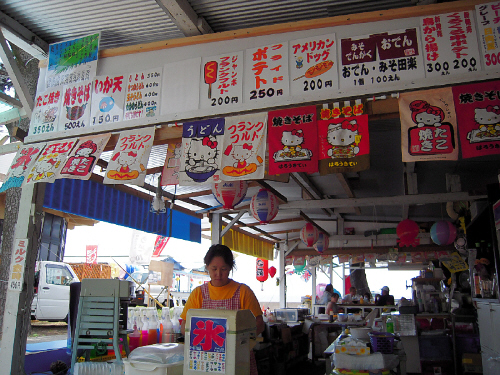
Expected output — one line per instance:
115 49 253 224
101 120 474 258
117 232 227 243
152 236 170 257
86 245 98 264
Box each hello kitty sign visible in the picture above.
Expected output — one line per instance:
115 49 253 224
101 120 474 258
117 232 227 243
452 80 500 159
318 114 370 174
267 106 318 175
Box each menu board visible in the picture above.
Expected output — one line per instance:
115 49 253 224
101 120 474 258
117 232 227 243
475 1 500 70
124 68 162 121
29 86 63 136
91 74 126 126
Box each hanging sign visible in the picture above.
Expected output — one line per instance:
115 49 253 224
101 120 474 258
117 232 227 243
318 114 370 174
399 87 459 161
289 34 338 96
452 80 500 159
221 113 267 181
29 86 63 136
420 11 481 78
340 28 424 89
161 142 183 186
57 133 111 180
200 52 243 109
61 81 92 131
475 2 500 71
244 42 289 103
91 74 126 126
179 118 224 185
45 33 100 89
188 316 227 372
124 67 162 121
104 127 155 186
267 106 318 175
26 139 77 184
8 239 28 292
86 245 98 264
0 143 44 192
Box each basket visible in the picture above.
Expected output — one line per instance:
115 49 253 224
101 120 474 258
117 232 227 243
368 332 395 354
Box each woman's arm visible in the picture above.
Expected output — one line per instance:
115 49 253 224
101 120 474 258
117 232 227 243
181 320 186 336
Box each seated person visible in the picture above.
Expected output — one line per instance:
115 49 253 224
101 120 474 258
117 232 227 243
342 286 359 303
376 286 395 306
362 292 372 304
326 292 340 315
319 284 334 305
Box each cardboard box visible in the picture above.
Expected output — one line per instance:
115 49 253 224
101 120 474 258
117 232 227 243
148 260 174 287
462 353 482 374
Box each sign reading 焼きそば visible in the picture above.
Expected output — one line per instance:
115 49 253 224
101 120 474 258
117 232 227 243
475 2 500 71
60 81 93 131
104 127 155 186
0 143 44 193
188 316 227 372
45 33 100 89
267 106 318 175
221 113 267 181
340 28 424 90
244 42 289 103
420 11 481 78
124 68 162 121
91 74 126 126
452 80 500 159
200 52 243 109
289 34 338 96
399 87 458 162
29 86 63 136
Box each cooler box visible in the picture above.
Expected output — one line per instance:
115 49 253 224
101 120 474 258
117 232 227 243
184 309 257 375
124 343 184 375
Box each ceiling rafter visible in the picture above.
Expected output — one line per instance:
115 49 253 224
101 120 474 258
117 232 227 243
290 172 332 217
300 211 329 237
155 0 213 37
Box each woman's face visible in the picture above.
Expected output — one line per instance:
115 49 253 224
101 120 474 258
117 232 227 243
207 256 231 287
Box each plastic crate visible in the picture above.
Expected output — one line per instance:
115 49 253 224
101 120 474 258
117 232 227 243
418 335 452 360
368 332 394 354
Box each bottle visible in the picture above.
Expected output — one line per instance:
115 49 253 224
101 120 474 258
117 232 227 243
473 268 482 298
141 315 149 347
129 317 141 352
161 308 173 343
328 311 334 323
386 316 394 333
172 312 181 339
148 309 158 345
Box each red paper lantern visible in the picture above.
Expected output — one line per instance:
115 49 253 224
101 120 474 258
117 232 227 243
250 189 279 224
300 223 319 247
397 219 420 247
313 232 329 253
256 258 269 282
212 181 248 209
268 266 277 278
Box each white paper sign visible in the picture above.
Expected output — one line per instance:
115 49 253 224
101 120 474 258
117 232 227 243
244 42 289 103
420 11 481 78
200 52 243 109
91 74 126 126
60 81 93 131
124 68 162 121
289 34 338 96
475 2 500 70
8 239 29 292
29 86 63 136
162 58 201 115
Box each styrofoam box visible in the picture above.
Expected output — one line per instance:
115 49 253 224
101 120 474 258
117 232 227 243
124 359 183 375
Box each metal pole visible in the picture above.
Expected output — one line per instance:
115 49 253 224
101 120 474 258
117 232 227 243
279 236 287 308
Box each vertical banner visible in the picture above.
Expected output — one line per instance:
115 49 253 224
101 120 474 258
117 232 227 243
0 143 44 192
61 81 92 131
57 133 111 179
26 139 77 184
45 33 100 88
420 11 481 78
340 28 424 89
318 114 370 174
245 42 289 103
91 74 126 126
200 52 243 109
267 106 318 175
152 236 170 257
452 80 500 158
124 68 162 121
289 34 338 96
129 230 154 265
104 127 155 186
8 239 28 291
399 87 459 161
29 86 63 136
161 142 183 186
86 245 98 264
221 113 267 181
179 118 225 185
475 2 500 71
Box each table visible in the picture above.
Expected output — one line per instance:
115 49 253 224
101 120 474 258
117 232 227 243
338 304 397 315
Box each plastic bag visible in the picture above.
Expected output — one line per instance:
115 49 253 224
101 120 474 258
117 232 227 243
129 343 184 364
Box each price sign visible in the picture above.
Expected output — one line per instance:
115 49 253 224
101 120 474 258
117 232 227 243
475 2 500 70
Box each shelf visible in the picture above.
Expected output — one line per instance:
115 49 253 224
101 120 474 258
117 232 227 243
411 277 442 283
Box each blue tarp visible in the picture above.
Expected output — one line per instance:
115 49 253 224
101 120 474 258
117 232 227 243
44 178 201 243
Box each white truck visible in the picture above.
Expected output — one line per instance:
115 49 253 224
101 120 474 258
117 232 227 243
31 261 79 321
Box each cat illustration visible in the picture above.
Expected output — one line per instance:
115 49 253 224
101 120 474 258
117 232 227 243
475 106 500 136
327 120 360 158
186 136 218 171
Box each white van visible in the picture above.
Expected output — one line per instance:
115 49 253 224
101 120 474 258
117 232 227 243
31 261 79 321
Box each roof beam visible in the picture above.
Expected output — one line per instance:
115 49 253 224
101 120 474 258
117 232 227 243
155 0 213 37
290 172 332 216
0 91 21 108
300 211 329 237
335 173 361 215
256 180 287 203
402 162 417 219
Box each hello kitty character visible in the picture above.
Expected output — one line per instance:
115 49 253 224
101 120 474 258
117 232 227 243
474 105 500 136
409 100 445 127
60 140 97 176
224 143 253 168
0 146 41 192
327 119 360 158
186 136 218 171
27 153 61 182
112 150 139 173
281 130 303 157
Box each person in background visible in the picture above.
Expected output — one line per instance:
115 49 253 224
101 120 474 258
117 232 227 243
319 284 334 305
342 286 358 303
326 292 340 315
180 244 264 375
376 286 395 306
363 292 372 303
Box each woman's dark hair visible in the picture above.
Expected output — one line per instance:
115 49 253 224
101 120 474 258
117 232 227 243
332 292 340 299
204 244 236 270
325 284 334 294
